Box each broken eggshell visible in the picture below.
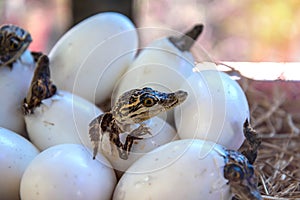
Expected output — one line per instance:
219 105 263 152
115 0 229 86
24 90 102 151
175 70 249 150
113 139 233 200
99 116 179 172
49 12 138 105
0 50 35 136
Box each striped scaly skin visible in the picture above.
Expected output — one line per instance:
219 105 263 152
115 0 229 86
22 54 57 115
224 120 262 200
224 150 262 200
0 24 32 68
89 87 188 160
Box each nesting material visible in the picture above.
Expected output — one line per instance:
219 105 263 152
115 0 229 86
226 65 300 199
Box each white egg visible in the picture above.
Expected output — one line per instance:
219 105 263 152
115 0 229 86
49 12 138 104
113 139 232 200
114 25 203 98
0 127 39 200
25 90 102 150
100 116 178 172
20 144 116 200
114 36 195 96
114 34 196 126
175 70 249 150
0 50 35 136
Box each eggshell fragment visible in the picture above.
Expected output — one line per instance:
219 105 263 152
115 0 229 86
113 139 232 200
49 12 138 104
20 144 116 200
0 50 35 136
175 70 249 150
0 127 39 200
24 90 102 150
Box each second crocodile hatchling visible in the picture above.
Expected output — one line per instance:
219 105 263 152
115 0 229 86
0 24 32 68
23 54 102 151
0 24 36 135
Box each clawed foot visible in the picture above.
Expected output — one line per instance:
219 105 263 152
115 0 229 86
116 125 152 160
88 116 103 160
90 118 152 160
130 124 152 137
240 119 261 164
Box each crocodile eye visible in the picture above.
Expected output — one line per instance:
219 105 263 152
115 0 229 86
142 96 156 107
35 85 46 98
9 37 21 50
224 164 244 182
32 81 47 99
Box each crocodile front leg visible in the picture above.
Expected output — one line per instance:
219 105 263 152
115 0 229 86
120 125 152 160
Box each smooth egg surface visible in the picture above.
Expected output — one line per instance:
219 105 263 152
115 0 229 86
113 36 195 127
20 144 116 200
175 70 249 150
114 37 194 99
25 90 102 151
49 12 138 104
113 139 232 200
0 50 35 136
0 127 39 200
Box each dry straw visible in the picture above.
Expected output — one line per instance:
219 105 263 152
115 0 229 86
230 67 300 200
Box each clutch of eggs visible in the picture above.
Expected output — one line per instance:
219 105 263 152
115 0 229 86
0 11 253 200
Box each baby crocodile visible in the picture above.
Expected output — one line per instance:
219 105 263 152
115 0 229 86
223 119 262 200
223 149 262 200
0 24 32 68
23 54 57 115
89 87 188 160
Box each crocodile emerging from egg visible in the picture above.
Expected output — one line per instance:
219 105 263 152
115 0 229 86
89 87 188 160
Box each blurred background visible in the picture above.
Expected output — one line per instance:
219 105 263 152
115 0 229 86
1 0 300 62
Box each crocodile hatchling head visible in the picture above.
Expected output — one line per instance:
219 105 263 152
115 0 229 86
224 150 262 200
0 24 32 67
112 87 188 124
